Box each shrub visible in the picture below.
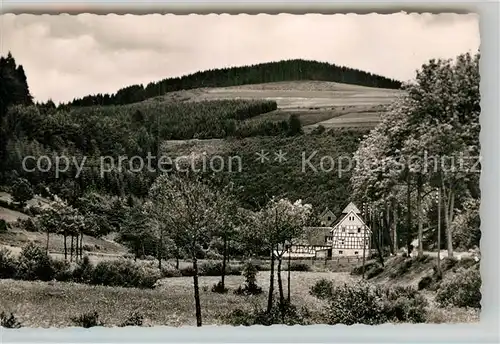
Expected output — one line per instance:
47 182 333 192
11 178 34 207
287 262 310 271
16 218 38 232
161 264 182 278
366 266 384 279
0 219 9 232
212 281 229 293
200 261 224 276
91 260 161 289
205 250 222 260
315 282 427 325
52 259 73 282
234 262 262 296
119 311 144 327
351 261 380 276
226 300 310 326
16 243 55 281
34 183 51 198
226 264 243 275
71 311 103 328
0 311 22 328
72 256 94 283
436 269 481 308
180 265 196 276
0 247 17 279
199 261 242 276
309 278 334 299
418 276 433 291
83 244 95 252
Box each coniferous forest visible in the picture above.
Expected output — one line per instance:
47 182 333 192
66 59 402 107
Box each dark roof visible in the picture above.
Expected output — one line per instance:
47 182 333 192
296 227 333 246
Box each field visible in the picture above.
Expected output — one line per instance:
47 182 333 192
155 81 402 130
0 267 479 327
0 271 344 327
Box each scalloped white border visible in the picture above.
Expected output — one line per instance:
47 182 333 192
0 4 498 343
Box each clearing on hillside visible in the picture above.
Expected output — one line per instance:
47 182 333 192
153 81 402 129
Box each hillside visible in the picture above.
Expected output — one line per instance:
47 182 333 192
150 80 402 130
66 59 402 107
162 129 367 212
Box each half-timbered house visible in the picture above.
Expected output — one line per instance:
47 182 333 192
330 202 372 257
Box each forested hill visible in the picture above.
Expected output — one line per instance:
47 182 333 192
67 59 402 107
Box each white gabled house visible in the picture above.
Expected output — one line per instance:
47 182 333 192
285 202 372 258
330 202 372 257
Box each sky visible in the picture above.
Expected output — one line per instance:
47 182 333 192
0 13 480 103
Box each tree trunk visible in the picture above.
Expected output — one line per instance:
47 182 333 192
46 230 50 254
75 234 79 262
267 248 275 313
221 235 227 289
392 204 398 253
386 203 394 255
287 246 291 302
437 187 442 278
80 232 84 259
277 254 284 306
417 177 424 257
158 229 163 270
64 234 67 260
406 173 413 257
70 235 74 262
372 211 384 267
442 181 454 258
362 224 367 279
447 189 455 257
176 257 179 270
192 257 202 327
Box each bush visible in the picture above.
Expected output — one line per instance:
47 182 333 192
226 300 310 326
0 219 9 232
200 261 242 276
314 282 427 325
11 178 34 207
418 276 433 291
366 266 384 279
34 183 51 198
52 259 73 282
287 262 310 271
0 311 22 328
436 269 481 308
72 256 94 283
180 265 196 276
351 261 380 276
119 311 144 327
71 311 103 328
91 260 161 289
212 281 228 293
309 278 334 299
16 243 55 281
200 261 224 276
83 244 95 252
161 264 182 278
234 262 262 296
16 218 38 232
0 247 17 279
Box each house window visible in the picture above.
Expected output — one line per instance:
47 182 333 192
355 251 359 255
327 216 331 221
357 228 361 233
338 250 343 255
